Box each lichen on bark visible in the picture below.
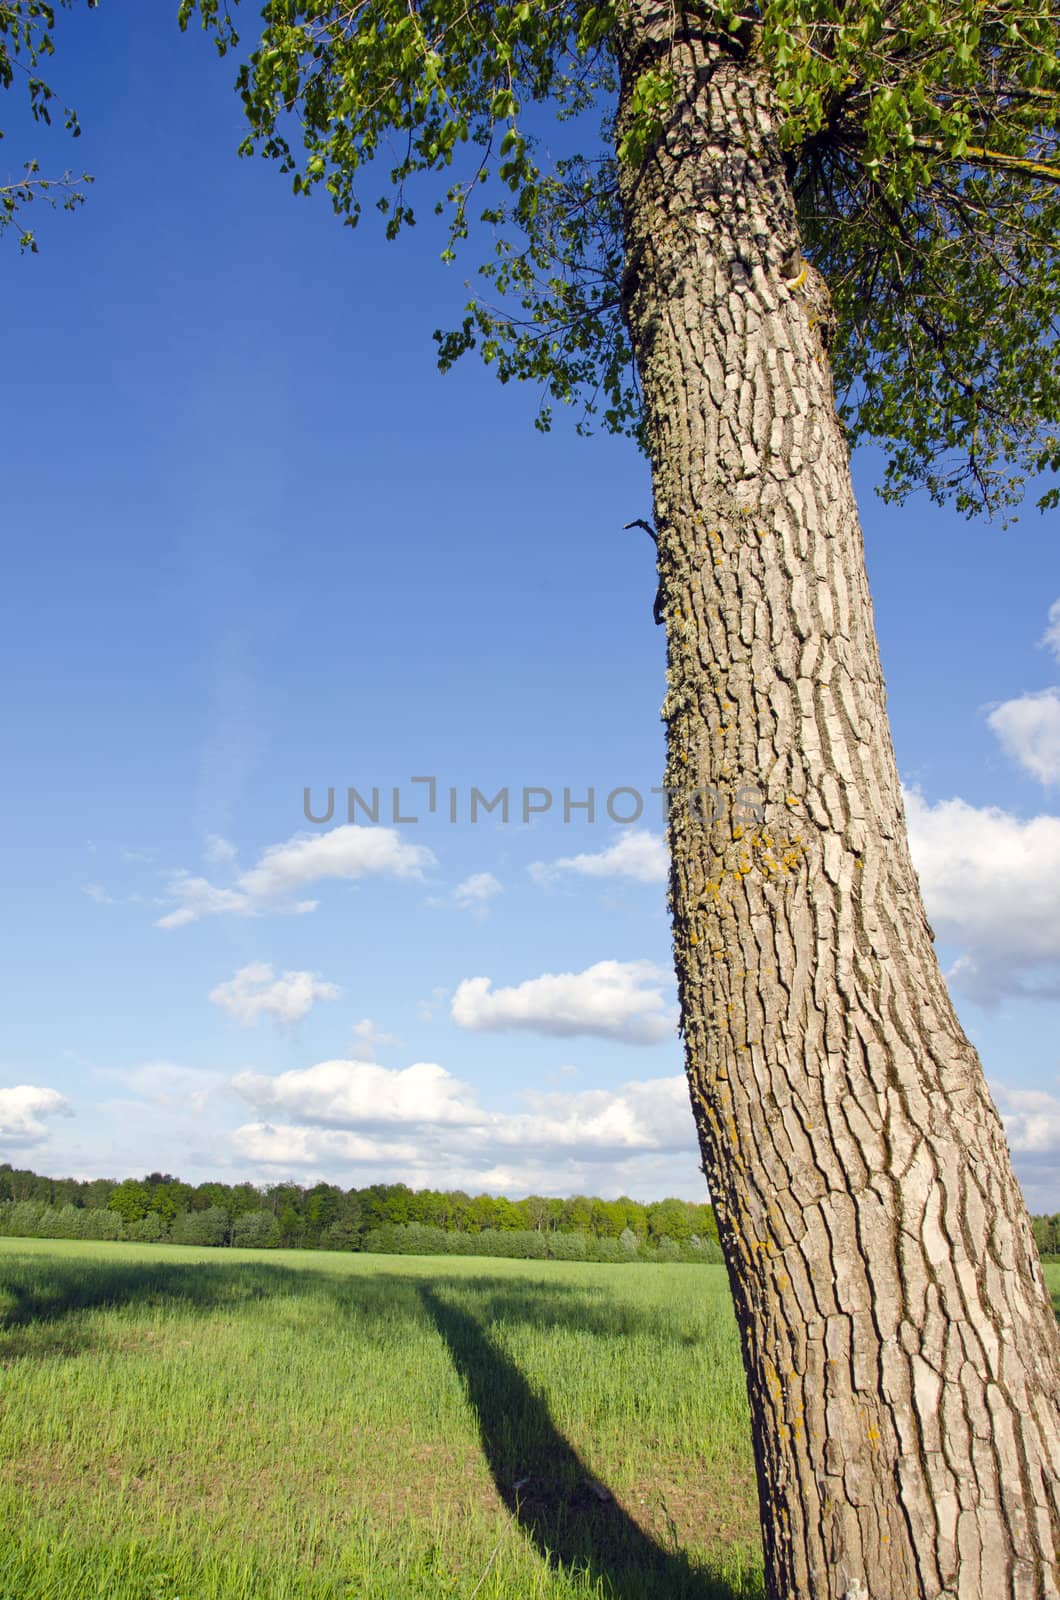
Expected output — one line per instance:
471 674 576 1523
613 4 1060 1596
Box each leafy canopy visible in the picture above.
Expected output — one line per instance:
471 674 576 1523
0 0 95 251
8 1 1059 514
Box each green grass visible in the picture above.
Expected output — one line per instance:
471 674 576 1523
5 1241 1056 1600
0 1238 764 1600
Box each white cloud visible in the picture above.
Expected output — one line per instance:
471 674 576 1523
228 1058 698 1187
233 1059 482 1128
990 1082 1060 1212
348 1018 400 1062
993 1083 1060 1155
451 959 675 1043
905 788 1060 1001
987 688 1060 786
530 829 668 886
454 872 502 913
204 834 237 864
156 876 264 930
158 824 434 928
209 963 341 1027
1041 598 1060 663
239 826 433 899
503 1075 693 1153
0 1085 72 1148
232 1122 421 1168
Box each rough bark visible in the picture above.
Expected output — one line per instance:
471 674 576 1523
612 6 1060 1597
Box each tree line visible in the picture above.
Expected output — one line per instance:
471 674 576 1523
1030 1213 1060 1262
0 1161 723 1262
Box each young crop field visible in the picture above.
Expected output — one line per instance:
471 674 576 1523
3 1240 1058 1600
0 1238 762 1599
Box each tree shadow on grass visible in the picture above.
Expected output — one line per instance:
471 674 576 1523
0 1249 711 1353
419 1285 746 1600
0 1248 757 1594
0 1250 313 1365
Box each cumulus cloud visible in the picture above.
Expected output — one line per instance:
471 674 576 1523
987 687 1060 787
239 826 433 899
450 959 675 1043
232 1122 420 1168
991 1082 1060 1212
158 824 435 928
502 1075 693 1153
1041 598 1060 663
993 1083 1060 1155
454 872 502 913
233 1059 482 1128
209 963 341 1026
0 1085 72 1148
905 788 1060 1002
228 1057 698 1186
530 829 668 886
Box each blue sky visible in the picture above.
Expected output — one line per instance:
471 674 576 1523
2 1 1059 1207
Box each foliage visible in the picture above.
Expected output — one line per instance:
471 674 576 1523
166 0 1060 517
1032 1211 1060 1258
125 1210 164 1243
107 1178 151 1224
3 0 1057 490
0 0 95 250
5 0 1056 490
230 1207 281 1248
169 1205 230 1246
0 1161 719 1257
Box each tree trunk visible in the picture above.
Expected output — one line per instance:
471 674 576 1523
613 7 1060 1597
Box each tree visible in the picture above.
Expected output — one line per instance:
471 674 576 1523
106 1178 150 1225
9 0 1060 1588
231 1208 282 1248
171 1205 230 1246
173 2 1060 1590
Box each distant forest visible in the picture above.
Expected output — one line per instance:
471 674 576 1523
4 1162 1057 1264
0 1162 724 1264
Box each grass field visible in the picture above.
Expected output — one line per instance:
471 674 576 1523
0 1238 763 1600
3 1240 1058 1600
